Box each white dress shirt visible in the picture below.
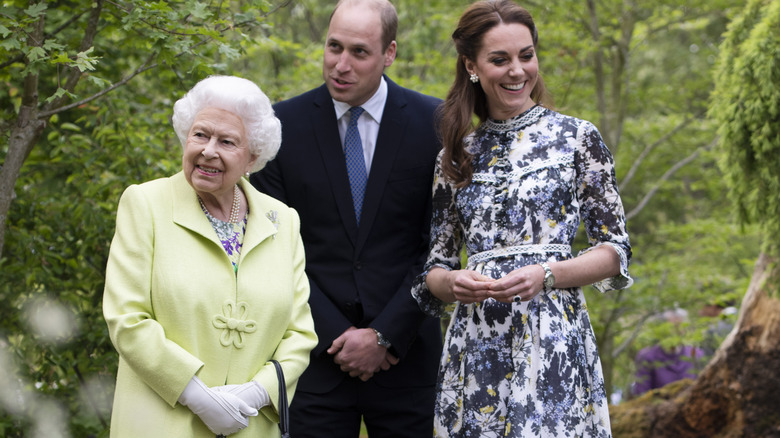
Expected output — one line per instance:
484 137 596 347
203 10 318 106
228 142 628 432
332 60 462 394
333 77 388 174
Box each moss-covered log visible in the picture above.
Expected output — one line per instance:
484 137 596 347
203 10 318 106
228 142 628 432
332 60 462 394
612 253 780 438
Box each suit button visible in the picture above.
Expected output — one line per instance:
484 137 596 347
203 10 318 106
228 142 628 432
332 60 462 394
354 261 362 270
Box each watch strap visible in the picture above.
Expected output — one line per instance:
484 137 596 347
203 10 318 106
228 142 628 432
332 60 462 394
539 262 555 288
372 328 391 349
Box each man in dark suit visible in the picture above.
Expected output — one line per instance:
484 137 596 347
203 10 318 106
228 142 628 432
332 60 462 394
249 0 442 436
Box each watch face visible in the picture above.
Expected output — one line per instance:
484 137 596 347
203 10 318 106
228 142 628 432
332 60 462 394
541 263 554 288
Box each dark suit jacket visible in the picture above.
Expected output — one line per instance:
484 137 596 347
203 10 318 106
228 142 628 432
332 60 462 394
250 77 442 393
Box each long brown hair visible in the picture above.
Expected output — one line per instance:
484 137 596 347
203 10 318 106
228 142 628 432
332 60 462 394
438 0 552 187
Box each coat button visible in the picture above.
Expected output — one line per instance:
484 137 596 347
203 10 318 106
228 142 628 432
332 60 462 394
354 261 362 270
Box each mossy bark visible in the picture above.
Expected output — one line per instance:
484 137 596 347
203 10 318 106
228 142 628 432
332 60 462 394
611 253 780 438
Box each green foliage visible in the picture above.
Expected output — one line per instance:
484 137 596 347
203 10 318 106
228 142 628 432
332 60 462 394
0 90 180 436
0 0 767 434
0 0 278 435
228 0 460 102
709 0 780 257
600 215 755 398
529 0 757 397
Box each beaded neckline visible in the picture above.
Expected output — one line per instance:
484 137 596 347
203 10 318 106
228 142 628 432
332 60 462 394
483 105 546 133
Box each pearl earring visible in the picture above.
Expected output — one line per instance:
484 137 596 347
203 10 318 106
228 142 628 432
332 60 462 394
469 73 479 83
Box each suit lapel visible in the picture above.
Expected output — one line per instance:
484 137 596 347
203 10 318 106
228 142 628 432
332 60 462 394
311 86 361 244
356 79 408 252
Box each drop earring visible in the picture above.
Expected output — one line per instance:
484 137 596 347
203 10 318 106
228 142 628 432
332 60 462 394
469 73 479 83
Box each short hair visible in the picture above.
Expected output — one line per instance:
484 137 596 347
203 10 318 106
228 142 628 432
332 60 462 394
331 0 397 50
171 75 282 173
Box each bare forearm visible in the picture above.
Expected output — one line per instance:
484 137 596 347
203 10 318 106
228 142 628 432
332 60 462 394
488 245 622 303
547 245 620 289
425 267 457 303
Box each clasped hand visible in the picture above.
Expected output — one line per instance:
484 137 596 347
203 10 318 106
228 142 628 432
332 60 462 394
447 264 544 304
179 376 267 436
328 327 399 381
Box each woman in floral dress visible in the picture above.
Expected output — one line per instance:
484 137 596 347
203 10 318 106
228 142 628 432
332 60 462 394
412 1 633 436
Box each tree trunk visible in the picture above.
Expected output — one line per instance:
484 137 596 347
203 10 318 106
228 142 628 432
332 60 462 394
0 11 46 260
0 110 45 259
611 252 780 437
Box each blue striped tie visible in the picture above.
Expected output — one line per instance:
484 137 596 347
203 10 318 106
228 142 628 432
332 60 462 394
344 106 367 224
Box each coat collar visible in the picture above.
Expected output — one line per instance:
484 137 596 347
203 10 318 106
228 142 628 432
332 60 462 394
170 172 278 254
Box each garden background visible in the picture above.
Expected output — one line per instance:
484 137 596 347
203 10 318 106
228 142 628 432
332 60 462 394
1 0 778 436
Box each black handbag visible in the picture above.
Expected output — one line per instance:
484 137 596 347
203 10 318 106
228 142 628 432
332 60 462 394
270 360 291 438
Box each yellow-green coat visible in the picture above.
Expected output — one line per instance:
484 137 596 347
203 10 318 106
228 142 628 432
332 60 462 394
103 172 317 437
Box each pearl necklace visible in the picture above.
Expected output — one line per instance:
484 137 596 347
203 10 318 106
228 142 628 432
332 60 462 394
199 185 241 224
228 185 241 224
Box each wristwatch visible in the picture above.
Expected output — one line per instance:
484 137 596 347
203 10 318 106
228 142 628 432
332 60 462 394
372 328 392 349
539 262 555 289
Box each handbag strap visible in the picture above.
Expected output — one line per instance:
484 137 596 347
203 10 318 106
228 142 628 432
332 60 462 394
270 360 290 437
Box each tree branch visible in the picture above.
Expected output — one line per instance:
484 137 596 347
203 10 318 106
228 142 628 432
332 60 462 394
625 138 716 221
36 0 294 119
37 51 157 119
610 3 637 155
0 7 89 70
0 11 47 258
586 0 608 137
612 271 668 358
45 0 104 111
620 113 702 190
613 312 656 358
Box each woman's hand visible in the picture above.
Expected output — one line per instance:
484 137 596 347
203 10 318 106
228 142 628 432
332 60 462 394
488 264 546 303
178 376 258 435
213 381 270 411
426 267 494 304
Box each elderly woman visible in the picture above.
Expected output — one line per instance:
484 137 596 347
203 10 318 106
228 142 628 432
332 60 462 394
103 75 317 437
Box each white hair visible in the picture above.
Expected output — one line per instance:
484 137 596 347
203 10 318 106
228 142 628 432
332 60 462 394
171 75 282 173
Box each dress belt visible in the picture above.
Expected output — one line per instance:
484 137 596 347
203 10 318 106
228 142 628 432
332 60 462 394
467 244 572 266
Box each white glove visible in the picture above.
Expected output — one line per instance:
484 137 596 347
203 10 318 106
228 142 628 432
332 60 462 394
213 381 271 410
178 376 258 435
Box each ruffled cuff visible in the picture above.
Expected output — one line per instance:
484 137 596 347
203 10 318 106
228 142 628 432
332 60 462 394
411 264 452 317
578 242 633 292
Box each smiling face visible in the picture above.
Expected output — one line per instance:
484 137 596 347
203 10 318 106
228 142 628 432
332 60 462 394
465 22 539 120
182 107 257 202
322 3 396 107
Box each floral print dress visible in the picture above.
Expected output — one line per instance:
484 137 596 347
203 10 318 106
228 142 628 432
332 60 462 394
412 105 633 437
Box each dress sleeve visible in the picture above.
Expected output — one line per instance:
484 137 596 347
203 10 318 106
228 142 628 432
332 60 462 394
411 152 463 317
574 121 633 292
